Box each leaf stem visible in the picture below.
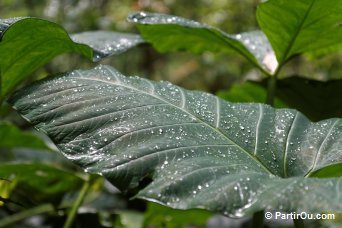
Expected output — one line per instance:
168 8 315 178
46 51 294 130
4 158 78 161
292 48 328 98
293 217 305 228
252 210 264 228
0 203 54 227
266 74 277 106
63 179 90 228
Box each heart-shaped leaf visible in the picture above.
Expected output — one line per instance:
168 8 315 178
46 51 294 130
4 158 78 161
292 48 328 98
0 18 143 99
257 0 342 65
128 12 278 74
9 65 342 216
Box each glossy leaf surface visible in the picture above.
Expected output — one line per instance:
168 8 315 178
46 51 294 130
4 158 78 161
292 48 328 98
0 18 143 98
70 31 144 61
9 65 342 216
257 0 342 65
128 12 278 74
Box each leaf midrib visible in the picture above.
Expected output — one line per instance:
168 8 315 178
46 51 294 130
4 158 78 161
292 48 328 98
67 72 274 176
304 119 340 177
279 0 316 64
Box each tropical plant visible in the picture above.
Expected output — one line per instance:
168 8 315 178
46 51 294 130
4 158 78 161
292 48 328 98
0 0 341 227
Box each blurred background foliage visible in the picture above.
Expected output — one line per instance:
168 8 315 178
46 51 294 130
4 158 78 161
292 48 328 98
1 0 341 94
0 0 341 227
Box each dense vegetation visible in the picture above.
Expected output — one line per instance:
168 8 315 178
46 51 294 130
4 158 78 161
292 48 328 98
0 0 341 227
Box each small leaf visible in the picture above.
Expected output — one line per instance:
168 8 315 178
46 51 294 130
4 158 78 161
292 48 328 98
128 12 278 74
9 65 342 216
0 17 143 99
257 0 342 65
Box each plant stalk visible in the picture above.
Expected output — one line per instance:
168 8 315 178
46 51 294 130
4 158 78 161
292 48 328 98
63 179 90 228
266 75 277 106
0 203 54 227
252 210 264 228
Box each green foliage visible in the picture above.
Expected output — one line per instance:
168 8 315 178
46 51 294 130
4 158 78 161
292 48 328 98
0 0 341 227
0 18 143 100
0 163 84 204
0 121 49 149
261 76 342 121
0 18 91 99
143 202 212 228
129 12 276 74
217 82 286 108
9 65 342 216
218 77 342 121
257 0 342 65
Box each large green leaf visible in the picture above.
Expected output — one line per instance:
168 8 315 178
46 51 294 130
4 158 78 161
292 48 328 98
9 65 342 216
0 17 143 99
257 0 342 65
128 12 278 74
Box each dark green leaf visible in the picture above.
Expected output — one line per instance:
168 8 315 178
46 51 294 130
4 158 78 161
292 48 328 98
257 0 342 65
217 82 286 108
257 76 342 121
0 18 143 99
128 12 278 74
9 65 342 216
0 121 50 150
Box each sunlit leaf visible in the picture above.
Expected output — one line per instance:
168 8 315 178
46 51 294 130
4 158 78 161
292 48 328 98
9 65 342 216
257 0 342 65
0 17 143 99
128 12 278 74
